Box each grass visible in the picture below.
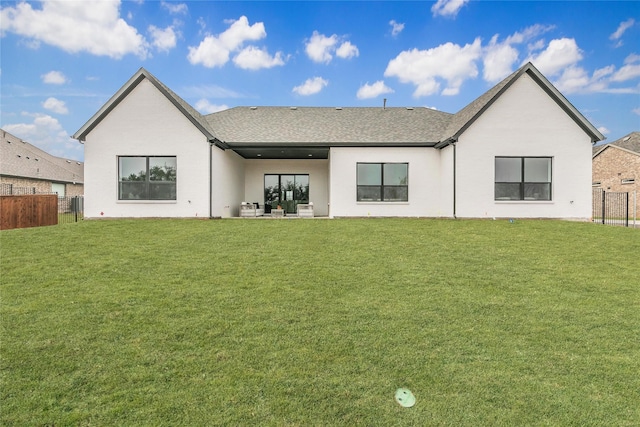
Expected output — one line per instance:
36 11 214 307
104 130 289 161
1 218 639 426
58 212 84 225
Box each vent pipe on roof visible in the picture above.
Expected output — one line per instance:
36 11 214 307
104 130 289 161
383 98 387 109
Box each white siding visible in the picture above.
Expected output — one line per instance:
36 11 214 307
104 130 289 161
439 144 454 217
211 147 245 218
328 147 441 217
243 159 329 216
455 73 593 220
83 79 210 218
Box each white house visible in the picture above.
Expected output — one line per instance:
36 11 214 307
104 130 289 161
73 62 604 219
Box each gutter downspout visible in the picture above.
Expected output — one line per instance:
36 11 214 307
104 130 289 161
209 141 213 219
452 141 457 219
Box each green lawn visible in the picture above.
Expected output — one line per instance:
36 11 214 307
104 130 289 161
1 219 638 425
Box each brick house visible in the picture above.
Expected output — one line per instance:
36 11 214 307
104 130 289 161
592 131 640 217
1 129 84 201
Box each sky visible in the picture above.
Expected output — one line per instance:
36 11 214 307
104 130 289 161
1 0 639 161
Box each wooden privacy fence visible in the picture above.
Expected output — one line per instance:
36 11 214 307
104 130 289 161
0 195 58 230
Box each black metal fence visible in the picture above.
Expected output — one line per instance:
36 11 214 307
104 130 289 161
593 189 629 227
1 185 83 225
59 195 84 224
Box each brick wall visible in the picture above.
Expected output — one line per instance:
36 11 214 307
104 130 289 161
0 176 84 197
592 147 640 217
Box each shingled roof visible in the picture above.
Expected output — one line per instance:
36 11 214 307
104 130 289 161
205 106 452 146
593 131 640 157
1 129 84 183
73 62 604 152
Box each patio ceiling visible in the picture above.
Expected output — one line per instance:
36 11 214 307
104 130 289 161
231 146 330 159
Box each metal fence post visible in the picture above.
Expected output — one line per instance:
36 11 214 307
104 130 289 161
601 190 606 224
634 190 637 229
625 192 629 228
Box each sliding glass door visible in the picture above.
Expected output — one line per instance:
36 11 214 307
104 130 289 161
264 174 309 213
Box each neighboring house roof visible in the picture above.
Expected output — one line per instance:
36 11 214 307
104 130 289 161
72 68 218 144
1 129 84 183
592 131 640 158
438 62 605 146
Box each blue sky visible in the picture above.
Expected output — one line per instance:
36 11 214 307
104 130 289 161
1 0 639 161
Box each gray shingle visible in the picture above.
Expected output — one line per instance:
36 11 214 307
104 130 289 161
610 131 640 154
1 129 84 183
205 106 453 145
593 131 640 157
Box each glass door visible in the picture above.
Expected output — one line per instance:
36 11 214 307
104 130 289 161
264 174 309 214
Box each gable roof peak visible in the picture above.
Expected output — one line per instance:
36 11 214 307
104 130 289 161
438 61 604 146
73 68 217 143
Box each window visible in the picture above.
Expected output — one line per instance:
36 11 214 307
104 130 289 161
495 157 551 201
357 163 408 202
118 156 176 200
621 178 635 185
51 183 65 197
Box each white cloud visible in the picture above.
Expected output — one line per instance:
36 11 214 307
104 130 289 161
161 1 188 15
187 16 267 68
336 41 359 60
625 53 640 64
552 63 639 95
525 38 583 76
305 31 358 63
292 77 328 96
611 63 640 82
505 24 555 45
42 97 68 115
187 36 230 67
527 39 546 52
195 99 228 114
233 46 285 70
610 18 635 46
633 108 640 116
3 113 81 160
41 71 67 85
0 0 149 59
305 32 338 63
384 38 482 97
390 20 404 37
149 25 178 52
483 35 520 83
552 66 592 94
431 0 469 17
483 24 555 82
357 81 394 99
521 40 640 94
598 126 610 135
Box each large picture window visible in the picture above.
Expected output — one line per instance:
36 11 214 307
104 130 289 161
118 156 177 200
357 163 408 202
495 157 551 201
